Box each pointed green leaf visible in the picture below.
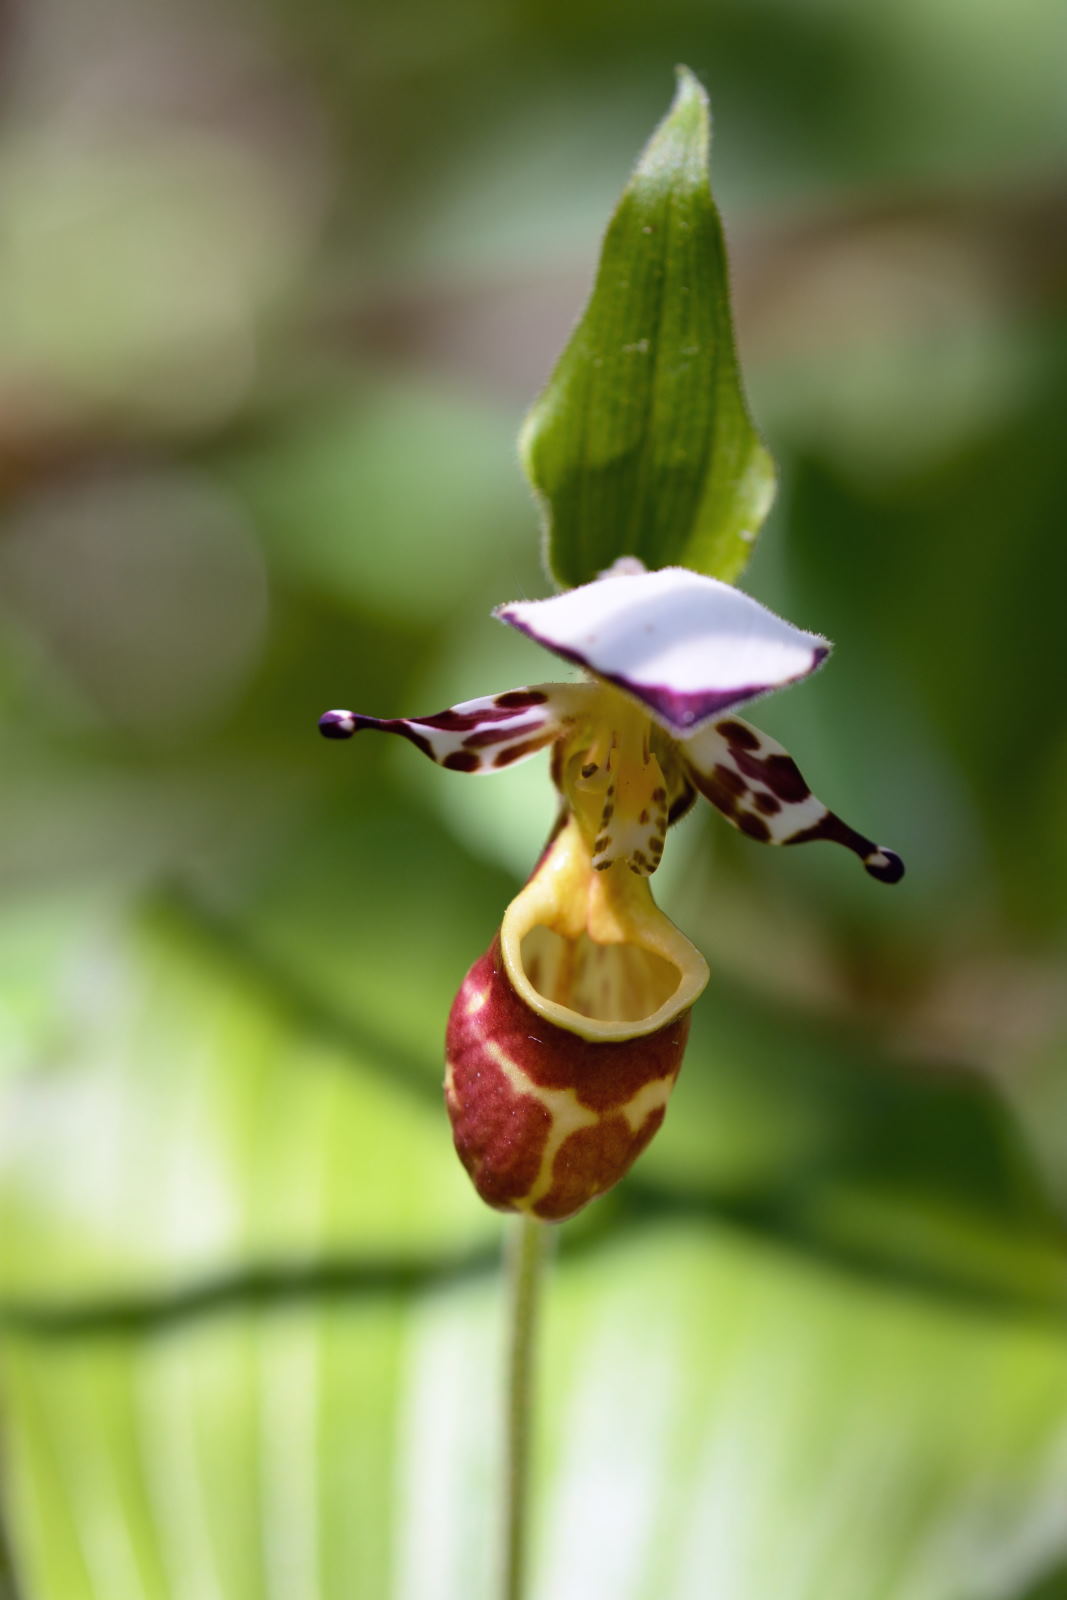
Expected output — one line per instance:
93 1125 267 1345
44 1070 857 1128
521 67 776 589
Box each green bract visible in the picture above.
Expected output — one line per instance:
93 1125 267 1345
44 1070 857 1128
521 67 776 589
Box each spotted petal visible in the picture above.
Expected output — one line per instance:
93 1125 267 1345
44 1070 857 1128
683 713 904 883
318 683 595 773
496 566 828 736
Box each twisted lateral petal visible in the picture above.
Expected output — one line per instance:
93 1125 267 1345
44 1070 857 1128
683 714 905 882
318 682 596 773
496 566 828 735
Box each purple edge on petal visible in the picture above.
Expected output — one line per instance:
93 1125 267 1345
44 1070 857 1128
498 608 831 734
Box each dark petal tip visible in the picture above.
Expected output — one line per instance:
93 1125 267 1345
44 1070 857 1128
864 848 905 885
319 709 357 740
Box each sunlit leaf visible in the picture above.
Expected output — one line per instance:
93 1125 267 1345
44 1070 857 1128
520 67 775 588
6 1228 1067 1599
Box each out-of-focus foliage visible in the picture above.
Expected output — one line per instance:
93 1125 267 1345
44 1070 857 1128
521 69 775 587
1 0 1066 1595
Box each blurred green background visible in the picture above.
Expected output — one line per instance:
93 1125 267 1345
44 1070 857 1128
1 0 1066 1596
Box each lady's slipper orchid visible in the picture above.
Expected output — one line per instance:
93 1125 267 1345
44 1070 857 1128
320 565 903 1221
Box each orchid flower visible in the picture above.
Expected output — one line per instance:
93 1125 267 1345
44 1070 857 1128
320 564 903 1222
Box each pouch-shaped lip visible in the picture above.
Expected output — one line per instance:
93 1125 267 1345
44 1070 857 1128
496 566 829 735
499 816 709 1043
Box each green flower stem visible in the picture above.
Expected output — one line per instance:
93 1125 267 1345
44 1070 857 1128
501 1213 551 1600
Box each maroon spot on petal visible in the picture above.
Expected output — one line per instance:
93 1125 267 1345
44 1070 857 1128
764 754 811 801
689 768 741 818
651 787 667 805
717 719 760 750
738 811 772 842
421 704 529 733
754 791 782 816
380 720 436 760
494 690 548 708
736 749 811 802
465 718 542 749
418 709 485 731
492 732 556 768
712 763 747 798
444 750 480 772
668 782 697 825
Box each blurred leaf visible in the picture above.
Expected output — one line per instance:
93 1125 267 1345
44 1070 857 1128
226 376 532 627
0 131 312 433
520 67 775 588
0 894 498 1308
6 1227 1067 1599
